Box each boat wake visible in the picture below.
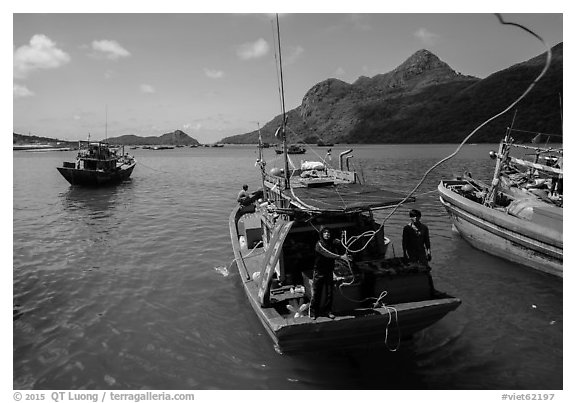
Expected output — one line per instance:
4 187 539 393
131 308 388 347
214 266 230 277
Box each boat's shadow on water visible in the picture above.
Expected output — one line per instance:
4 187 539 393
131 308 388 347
282 342 425 389
59 180 134 214
278 319 467 390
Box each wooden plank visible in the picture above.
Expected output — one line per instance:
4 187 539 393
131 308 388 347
257 219 294 307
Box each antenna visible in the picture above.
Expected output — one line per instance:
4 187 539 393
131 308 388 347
105 105 108 141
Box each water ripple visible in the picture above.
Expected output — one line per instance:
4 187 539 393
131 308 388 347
13 145 562 390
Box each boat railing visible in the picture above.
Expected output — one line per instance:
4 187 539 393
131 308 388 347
507 142 563 154
264 172 287 189
326 168 357 184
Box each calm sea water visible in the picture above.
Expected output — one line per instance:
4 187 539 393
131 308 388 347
13 144 562 390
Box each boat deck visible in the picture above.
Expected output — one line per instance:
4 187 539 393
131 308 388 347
290 183 414 211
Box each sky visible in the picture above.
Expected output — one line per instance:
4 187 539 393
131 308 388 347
11 6 564 144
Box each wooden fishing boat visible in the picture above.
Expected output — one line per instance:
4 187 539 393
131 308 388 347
438 129 562 277
229 16 460 354
230 173 461 353
57 141 136 186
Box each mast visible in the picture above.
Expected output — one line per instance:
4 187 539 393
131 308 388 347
105 104 108 142
276 14 290 189
257 122 266 193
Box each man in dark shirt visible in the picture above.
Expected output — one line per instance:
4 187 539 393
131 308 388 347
310 226 349 319
402 209 431 265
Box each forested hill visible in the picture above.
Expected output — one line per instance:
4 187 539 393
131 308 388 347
106 130 200 146
13 130 201 147
222 43 563 144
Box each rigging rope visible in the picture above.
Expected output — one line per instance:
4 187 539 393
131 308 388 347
341 13 552 254
136 159 171 174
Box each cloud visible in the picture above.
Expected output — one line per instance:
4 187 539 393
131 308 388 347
204 68 224 79
348 14 372 31
91 40 131 60
237 38 269 60
414 28 439 45
183 123 202 131
140 84 155 94
284 45 304 65
14 34 71 79
13 83 34 98
334 67 345 77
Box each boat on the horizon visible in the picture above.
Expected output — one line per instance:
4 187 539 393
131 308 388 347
57 141 136 186
438 128 563 277
229 16 460 354
275 144 306 155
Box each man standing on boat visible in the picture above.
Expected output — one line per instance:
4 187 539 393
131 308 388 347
402 209 431 266
310 226 349 320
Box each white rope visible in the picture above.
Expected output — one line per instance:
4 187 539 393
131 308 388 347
342 14 552 254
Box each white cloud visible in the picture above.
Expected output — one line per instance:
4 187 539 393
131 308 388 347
91 40 131 60
13 83 34 98
414 28 439 45
284 45 304 65
348 14 372 31
183 123 202 131
237 38 269 60
14 34 71 79
334 67 345 77
140 84 155 94
204 68 224 79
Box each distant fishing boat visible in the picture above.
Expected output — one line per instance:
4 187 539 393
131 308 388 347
438 128 563 277
57 141 136 186
229 15 460 354
275 144 306 154
316 141 334 147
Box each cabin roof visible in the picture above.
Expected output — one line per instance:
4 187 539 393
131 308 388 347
290 183 414 212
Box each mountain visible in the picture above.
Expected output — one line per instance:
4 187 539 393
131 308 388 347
13 132 76 147
107 130 200 146
222 44 562 144
13 130 201 147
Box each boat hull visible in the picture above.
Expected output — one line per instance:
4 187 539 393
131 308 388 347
229 205 461 354
57 163 136 186
245 283 460 354
438 181 562 277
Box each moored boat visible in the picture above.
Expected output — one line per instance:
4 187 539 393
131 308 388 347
438 129 562 277
57 141 136 186
275 144 306 154
229 16 460 354
230 171 462 353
